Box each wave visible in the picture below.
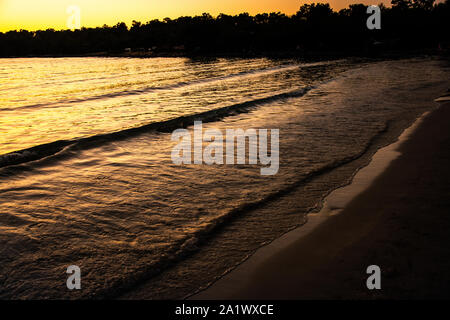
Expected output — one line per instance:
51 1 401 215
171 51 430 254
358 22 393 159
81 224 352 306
0 60 343 112
0 63 302 112
0 87 312 170
79 120 390 299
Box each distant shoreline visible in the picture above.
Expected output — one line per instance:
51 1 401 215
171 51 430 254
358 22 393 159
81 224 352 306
2 3 448 62
0 48 445 60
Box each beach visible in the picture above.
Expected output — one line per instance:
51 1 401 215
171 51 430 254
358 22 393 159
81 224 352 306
1 57 449 299
0 0 449 305
193 102 450 300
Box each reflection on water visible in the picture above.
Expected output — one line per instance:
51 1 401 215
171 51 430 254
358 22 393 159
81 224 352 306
0 57 339 155
0 57 448 299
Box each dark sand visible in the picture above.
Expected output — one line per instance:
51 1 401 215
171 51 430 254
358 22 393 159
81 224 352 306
194 102 450 299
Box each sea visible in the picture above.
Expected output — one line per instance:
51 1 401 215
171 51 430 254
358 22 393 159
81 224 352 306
0 56 448 299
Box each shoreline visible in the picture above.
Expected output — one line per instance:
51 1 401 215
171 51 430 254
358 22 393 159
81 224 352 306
119 85 446 300
120 105 422 300
0 49 443 60
192 102 450 299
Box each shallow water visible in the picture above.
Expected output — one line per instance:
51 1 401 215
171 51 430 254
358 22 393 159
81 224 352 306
0 57 448 299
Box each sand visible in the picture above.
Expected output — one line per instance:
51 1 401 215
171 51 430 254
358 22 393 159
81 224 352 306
193 102 450 300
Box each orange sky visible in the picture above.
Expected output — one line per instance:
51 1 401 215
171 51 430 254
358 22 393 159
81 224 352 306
0 0 391 32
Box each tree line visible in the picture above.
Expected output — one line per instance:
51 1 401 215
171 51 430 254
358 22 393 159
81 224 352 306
0 0 448 57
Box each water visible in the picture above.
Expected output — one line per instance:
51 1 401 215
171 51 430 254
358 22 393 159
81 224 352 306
0 57 331 155
0 57 448 299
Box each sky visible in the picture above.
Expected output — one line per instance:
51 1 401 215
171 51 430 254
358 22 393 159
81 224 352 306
0 0 392 32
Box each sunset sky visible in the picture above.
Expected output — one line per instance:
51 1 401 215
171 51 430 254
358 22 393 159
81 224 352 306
0 0 391 32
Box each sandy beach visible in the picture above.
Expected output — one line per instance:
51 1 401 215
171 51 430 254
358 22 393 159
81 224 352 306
193 102 450 300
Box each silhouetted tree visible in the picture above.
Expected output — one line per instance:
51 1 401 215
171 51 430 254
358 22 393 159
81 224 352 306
391 0 413 10
0 2 448 57
412 0 435 10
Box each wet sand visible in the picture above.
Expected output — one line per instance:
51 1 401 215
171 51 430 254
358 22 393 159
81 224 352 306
193 102 450 299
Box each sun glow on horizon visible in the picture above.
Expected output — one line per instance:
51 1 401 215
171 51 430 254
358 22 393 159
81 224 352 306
0 0 391 32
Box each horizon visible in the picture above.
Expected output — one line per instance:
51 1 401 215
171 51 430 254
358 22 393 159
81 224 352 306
0 0 392 33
